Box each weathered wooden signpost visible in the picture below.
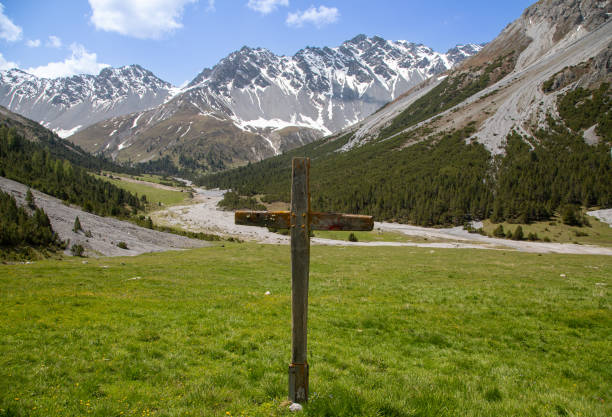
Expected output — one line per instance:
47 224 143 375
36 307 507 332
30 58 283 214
235 157 373 403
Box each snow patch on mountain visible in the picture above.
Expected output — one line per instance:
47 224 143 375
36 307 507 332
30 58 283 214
181 36 483 136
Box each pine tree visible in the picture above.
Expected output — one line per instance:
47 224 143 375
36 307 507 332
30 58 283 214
73 216 82 233
512 226 524 241
26 188 35 209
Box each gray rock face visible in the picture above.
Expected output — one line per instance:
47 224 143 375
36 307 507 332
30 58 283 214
182 35 482 135
0 65 173 137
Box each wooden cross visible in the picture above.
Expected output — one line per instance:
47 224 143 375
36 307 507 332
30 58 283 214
235 157 373 403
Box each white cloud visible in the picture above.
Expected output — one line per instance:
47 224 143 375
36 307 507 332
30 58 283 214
46 35 62 48
0 52 17 70
247 0 288 15
26 39 41 48
286 5 339 28
0 3 22 42
25 43 109 79
89 0 197 39
207 0 215 11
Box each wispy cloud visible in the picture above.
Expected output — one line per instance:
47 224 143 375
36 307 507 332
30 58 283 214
247 0 289 15
0 2 22 42
88 0 197 39
25 43 109 78
0 52 17 70
286 5 339 28
207 0 215 12
46 35 62 48
26 39 41 48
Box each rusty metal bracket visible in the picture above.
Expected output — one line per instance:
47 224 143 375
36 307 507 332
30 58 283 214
288 362 309 403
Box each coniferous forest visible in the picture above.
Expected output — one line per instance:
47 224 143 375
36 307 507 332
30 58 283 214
0 189 62 258
200 85 612 226
0 126 142 218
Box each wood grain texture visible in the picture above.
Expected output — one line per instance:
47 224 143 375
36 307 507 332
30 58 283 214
235 210 290 229
235 210 373 231
289 157 310 403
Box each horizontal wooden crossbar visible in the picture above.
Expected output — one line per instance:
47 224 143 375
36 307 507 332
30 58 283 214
235 210 374 231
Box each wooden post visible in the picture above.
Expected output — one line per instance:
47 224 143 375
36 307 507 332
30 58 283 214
288 157 310 403
234 157 374 404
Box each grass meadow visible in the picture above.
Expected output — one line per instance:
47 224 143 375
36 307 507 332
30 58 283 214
482 216 612 247
0 244 610 417
93 174 190 208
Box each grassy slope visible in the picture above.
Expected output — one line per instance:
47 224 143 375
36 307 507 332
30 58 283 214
1 245 611 417
94 174 189 208
482 215 612 247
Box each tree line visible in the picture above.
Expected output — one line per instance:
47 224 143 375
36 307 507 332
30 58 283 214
200 84 611 227
0 126 142 217
0 189 62 259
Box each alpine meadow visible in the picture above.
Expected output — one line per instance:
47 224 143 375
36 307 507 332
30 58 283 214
0 0 611 416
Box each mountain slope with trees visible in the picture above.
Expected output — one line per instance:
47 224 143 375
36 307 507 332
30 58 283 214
201 0 612 227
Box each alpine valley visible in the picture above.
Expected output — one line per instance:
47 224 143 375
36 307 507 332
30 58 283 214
0 37 482 172
203 0 612 226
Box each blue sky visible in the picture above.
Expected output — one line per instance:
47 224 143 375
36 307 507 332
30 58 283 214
0 0 534 86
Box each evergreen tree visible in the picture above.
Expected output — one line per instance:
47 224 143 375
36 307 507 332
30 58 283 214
73 216 82 233
512 226 524 241
26 188 35 209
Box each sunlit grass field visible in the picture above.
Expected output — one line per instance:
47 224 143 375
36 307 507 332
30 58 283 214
482 215 612 247
1 244 610 416
93 174 190 208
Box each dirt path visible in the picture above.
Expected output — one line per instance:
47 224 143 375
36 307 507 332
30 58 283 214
152 188 612 255
0 177 210 257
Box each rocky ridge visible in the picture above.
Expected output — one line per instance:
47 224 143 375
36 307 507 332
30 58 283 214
0 65 174 137
68 36 481 169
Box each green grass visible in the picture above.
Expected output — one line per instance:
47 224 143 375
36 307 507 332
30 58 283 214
313 229 439 243
130 174 185 188
482 215 612 247
94 174 190 208
1 244 611 417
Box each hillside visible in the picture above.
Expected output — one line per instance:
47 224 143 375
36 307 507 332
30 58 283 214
201 0 612 226
0 105 138 174
0 176 208 257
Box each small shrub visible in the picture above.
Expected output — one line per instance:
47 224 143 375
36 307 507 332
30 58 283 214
493 225 505 238
117 241 128 249
348 233 358 242
527 232 539 241
84 230 93 238
561 205 582 226
512 226 524 240
70 244 85 257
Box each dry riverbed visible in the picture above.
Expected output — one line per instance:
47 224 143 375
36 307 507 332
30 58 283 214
153 187 612 255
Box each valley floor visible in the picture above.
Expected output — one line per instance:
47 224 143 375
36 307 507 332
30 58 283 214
1 244 610 416
152 187 612 256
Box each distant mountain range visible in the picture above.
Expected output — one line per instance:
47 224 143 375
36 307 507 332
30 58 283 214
0 65 174 137
0 36 482 171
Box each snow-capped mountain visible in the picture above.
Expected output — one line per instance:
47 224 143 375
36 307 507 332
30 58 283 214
0 65 173 137
178 35 482 135
68 35 482 171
